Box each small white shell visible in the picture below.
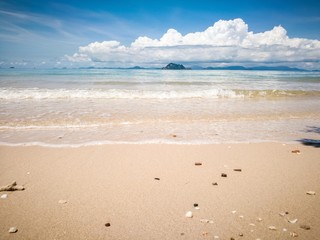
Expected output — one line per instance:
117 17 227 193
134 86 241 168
288 218 298 224
8 227 18 233
268 226 277 231
306 191 316 195
185 211 193 218
1 194 8 199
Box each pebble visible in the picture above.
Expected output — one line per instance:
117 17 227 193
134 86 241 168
8 227 18 233
105 223 111 227
291 149 300 154
306 191 316 195
172 134 177 138
290 232 298 237
200 219 210 223
231 210 237 214
300 224 311 230
212 182 218 186
185 211 193 218
195 162 202 166
249 223 255 226
214 236 220 239
58 200 67 204
239 215 244 219
239 233 244 237
268 226 277 231
257 217 262 222
1 194 8 199
221 173 227 177
279 211 288 217
193 203 198 207
154 178 160 180
233 169 242 172
283 228 288 232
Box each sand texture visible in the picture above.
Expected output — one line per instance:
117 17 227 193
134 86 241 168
0 143 319 239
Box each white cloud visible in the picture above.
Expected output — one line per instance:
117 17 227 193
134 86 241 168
66 18 320 68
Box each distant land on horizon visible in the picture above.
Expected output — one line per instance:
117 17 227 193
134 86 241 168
3 64 319 72
76 64 317 72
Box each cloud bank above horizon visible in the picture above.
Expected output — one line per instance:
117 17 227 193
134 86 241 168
66 18 320 69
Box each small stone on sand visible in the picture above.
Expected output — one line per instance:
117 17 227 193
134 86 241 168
291 150 300 154
212 182 218 186
283 228 287 232
233 169 242 172
221 173 227 177
105 223 111 227
257 217 262 222
231 210 236 214
154 178 160 180
300 224 311 230
58 200 67 204
214 236 219 239
200 219 210 223
8 227 18 233
249 223 255 226
172 134 177 138
195 162 202 166
268 226 277 231
185 211 193 218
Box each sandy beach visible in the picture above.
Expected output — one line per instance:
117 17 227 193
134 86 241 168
0 143 319 239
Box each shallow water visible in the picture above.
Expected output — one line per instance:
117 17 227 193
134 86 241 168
0 68 319 146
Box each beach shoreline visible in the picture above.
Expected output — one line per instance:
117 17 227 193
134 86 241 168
0 142 319 239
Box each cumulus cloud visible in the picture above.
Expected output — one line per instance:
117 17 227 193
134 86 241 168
66 18 320 68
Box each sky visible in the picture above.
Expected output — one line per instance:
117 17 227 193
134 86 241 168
0 0 320 69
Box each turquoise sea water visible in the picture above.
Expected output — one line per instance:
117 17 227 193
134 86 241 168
0 68 319 145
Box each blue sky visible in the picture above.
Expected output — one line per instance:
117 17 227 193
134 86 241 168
1 0 320 68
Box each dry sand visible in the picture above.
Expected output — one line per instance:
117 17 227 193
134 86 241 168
0 143 319 239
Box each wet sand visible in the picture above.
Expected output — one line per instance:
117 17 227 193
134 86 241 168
0 143 319 239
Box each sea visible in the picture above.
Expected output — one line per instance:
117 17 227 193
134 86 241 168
0 68 319 146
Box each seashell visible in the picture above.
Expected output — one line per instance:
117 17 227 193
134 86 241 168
257 217 262 222
268 226 277 231
8 227 18 233
214 236 220 239
306 191 316 195
185 211 193 218
290 232 298 237
239 215 244 219
231 210 236 214
287 218 298 224
1 194 8 199
279 211 288 217
283 228 287 232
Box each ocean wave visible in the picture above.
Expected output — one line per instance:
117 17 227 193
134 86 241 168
0 88 319 100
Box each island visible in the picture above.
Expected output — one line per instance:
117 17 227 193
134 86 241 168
162 63 191 70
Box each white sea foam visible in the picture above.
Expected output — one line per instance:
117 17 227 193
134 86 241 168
0 88 243 100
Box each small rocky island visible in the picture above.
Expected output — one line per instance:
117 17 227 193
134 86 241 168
162 63 191 70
